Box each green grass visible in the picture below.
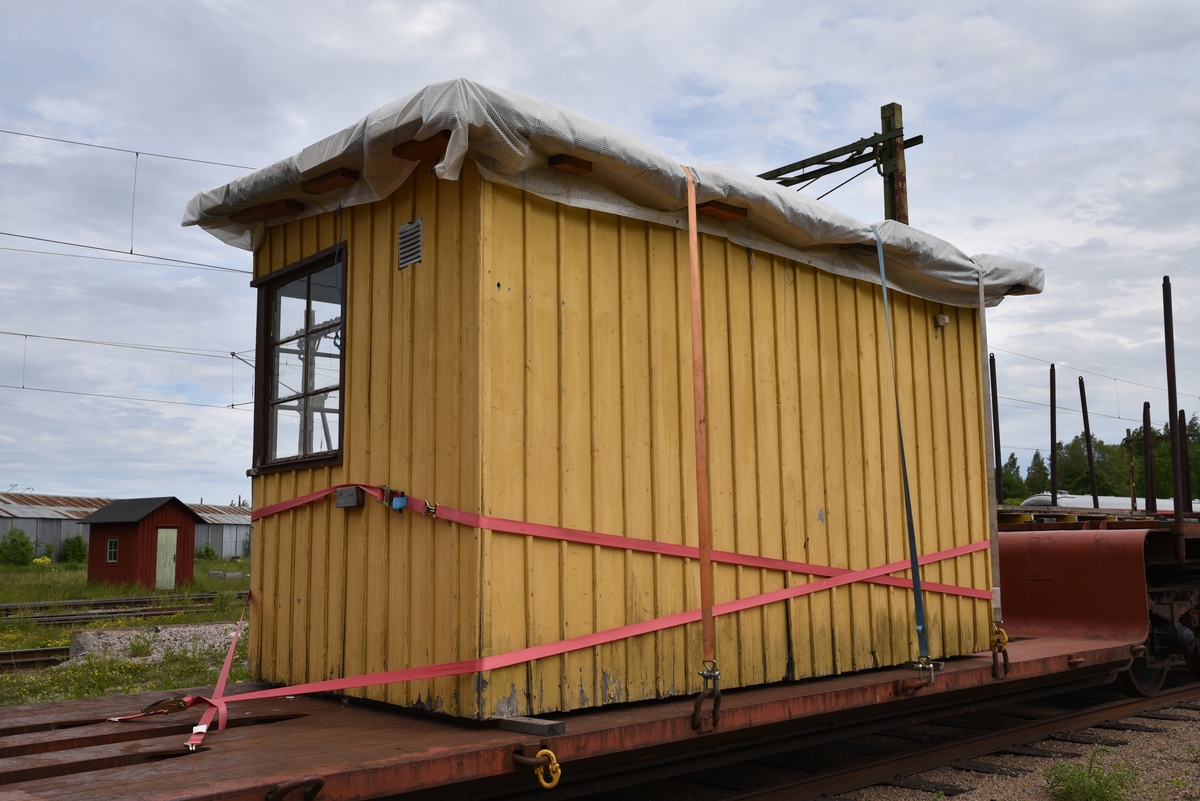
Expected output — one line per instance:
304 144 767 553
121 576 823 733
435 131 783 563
1044 748 1138 801
0 557 250 604
0 637 250 707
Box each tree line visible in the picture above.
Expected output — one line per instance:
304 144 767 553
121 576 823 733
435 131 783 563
1002 414 1200 504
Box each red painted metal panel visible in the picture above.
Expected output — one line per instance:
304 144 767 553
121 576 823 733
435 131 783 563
999 529 1151 641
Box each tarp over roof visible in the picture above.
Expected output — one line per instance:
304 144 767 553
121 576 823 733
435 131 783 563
183 78 1044 308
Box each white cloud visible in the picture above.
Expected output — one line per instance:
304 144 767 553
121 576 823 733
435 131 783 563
0 0 1197 495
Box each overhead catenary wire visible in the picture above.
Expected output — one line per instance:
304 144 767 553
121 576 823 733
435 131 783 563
815 162 877 201
0 128 257 170
0 232 251 274
0 383 252 411
991 345 1200 404
0 329 252 361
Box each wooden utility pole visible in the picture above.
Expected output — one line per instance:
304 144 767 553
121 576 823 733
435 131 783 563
881 103 908 223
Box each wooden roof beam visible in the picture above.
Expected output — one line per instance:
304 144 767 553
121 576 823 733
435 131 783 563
229 199 305 225
392 130 451 161
300 167 360 195
549 154 592 175
697 200 748 222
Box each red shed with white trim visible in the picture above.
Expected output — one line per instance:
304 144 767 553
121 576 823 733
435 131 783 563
82 497 204 591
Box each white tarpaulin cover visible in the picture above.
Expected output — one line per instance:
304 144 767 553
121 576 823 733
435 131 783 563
183 79 1043 308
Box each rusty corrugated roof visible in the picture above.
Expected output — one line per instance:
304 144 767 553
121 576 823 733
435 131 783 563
189 504 252 525
0 493 111 520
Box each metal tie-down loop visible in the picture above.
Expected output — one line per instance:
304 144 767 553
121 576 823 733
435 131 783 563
991 623 1010 679
512 749 562 789
692 660 722 730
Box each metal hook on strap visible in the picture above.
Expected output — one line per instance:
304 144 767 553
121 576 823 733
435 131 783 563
691 660 722 731
991 623 1010 679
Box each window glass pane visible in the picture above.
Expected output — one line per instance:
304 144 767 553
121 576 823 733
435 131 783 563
310 263 343 330
275 277 307 341
308 390 339 453
271 402 303 460
309 330 341 392
274 342 304 400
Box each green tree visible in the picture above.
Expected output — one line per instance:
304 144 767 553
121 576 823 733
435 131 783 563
1002 452 1028 502
1053 434 1129 500
60 535 88 564
0 528 35 566
1026 450 1049 494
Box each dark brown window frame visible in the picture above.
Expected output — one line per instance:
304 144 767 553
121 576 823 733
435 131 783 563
249 242 347 476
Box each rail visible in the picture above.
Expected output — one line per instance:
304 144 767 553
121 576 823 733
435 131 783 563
0 591 248 626
0 646 71 673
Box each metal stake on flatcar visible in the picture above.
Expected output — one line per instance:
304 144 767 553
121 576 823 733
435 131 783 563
990 353 1003 503
1144 402 1157 515
1163 276 1185 557
1180 409 1193 514
1079 376 1099 508
1050 364 1058 506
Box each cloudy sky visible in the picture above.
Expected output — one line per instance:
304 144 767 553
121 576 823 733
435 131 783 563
0 1 1197 504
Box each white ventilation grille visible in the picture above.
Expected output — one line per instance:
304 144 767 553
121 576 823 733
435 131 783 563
397 218 422 269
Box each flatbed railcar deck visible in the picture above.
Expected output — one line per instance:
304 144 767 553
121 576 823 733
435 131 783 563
0 635 1141 800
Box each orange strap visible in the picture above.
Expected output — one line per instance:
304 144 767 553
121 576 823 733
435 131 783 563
682 165 716 666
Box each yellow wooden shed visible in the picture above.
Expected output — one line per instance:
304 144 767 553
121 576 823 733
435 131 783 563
185 79 1043 719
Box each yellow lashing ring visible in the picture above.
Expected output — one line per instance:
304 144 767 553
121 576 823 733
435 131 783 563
991 624 1009 652
534 748 561 789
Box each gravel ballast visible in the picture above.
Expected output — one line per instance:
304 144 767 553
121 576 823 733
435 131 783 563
835 707 1200 801
68 622 244 662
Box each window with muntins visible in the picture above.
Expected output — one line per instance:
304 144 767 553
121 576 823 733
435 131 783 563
106 538 118 563
254 244 346 470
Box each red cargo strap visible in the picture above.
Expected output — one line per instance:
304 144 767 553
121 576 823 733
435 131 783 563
250 483 384 521
681 164 717 668
253 486 991 601
424 500 991 600
167 537 985 747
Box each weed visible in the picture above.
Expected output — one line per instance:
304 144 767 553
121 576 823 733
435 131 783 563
0 638 251 706
196 543 218 561
1043 747 1137 801
127 633 155 659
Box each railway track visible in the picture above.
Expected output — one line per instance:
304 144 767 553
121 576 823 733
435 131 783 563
0 591 248 626
470 668 1200 800
0 646 71 673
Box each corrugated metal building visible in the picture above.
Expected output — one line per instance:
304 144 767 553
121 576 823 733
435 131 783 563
0 493 109 559
184 80 1043 720
192 504 253 560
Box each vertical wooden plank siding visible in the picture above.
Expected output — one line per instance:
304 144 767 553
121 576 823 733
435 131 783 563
252 162 482 716
252 170 992 719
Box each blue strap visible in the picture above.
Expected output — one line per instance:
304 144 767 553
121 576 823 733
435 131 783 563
870 226 930 661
